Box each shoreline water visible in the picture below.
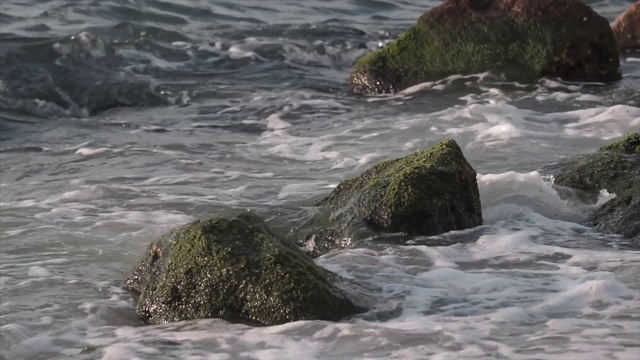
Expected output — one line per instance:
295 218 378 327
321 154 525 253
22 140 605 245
1 0 640 359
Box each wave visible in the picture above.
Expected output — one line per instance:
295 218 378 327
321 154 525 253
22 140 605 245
0 20 395 119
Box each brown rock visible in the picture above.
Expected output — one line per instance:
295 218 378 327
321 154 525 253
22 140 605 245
612 2 640 52
350 0 622 94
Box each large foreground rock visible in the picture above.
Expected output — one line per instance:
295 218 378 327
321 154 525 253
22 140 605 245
612 2 640 53
350 0 621 94
124 211 366 325
555 133 640 240
303 138 483 256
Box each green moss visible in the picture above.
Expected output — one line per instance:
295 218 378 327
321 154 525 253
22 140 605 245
126 211 365 325
351 18 621 94
590 178 640 241
303 138 482 255
555 133 640 194
599 133 640 155
555 133 640 241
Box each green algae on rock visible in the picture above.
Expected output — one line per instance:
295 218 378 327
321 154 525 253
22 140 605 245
599 132 640 155
350 0 621 94
304 138 482 256
555 133 640 241
555 133 640 194
124 211 367 325
590 178 640 241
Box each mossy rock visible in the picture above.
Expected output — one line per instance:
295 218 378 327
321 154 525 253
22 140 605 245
555 133 640 241
124 211 367 325
599 133 640 155
350 0 621 94
303 138 482 256
589 178 640 241
555 133 640 194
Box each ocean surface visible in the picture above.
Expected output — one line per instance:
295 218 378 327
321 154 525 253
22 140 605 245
1 0 640 359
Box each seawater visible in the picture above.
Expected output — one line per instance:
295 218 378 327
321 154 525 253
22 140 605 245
1 0 639 359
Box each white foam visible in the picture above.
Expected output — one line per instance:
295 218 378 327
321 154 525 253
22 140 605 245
266 110 292 130
27 266 52 278
282 42 369 68
330 157 358 169
0 258 70 270
574 94 606 102
478 171 578 223
295 99 349 110
400 73 492 96
101 343 163 360
97 210 194 225
3 228 30 236
546 105 640 139
257 131 342 163
228 46 265 61
436 103 542 148
357 152 384 167
595 189 617 206
141 173 220 185
75 147 113 156
117 48 182 69
535 91 579 102
358 132 380 140
36 317 53 326
34 207 86 222
209 169 275 180
59 185 127 201
410 247 458 268
277 182 329 200
530 274 634 316
178 159 204 165
171 41 191 49
429 101 640 150
224 185 249 196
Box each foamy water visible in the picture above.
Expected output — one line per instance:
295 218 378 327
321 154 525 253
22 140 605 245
1 0 640 359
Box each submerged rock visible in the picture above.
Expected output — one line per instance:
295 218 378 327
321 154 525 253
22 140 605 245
124 211 367 325
612 2 640 53
350 0 621 94
303 138 482 256
0 30 169 118
555 133 640 240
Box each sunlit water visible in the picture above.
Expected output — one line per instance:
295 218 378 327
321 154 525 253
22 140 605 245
1 1 639 359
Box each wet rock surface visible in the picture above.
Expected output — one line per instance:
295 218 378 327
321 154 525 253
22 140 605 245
612 2 640 53
555 133 640 241
350 0 621 94
125 211 367 325
302 138 483 256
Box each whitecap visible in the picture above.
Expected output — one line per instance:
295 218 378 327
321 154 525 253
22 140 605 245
75 147 113 156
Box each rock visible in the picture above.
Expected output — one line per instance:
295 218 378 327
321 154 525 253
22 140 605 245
555 133 640 240
612 2 640 53
350 0 621 94
555 133 640 194
303 138 482 256
590 178 640 240
124 211 367 325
